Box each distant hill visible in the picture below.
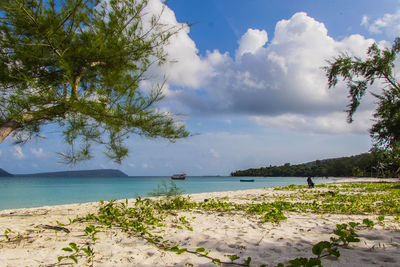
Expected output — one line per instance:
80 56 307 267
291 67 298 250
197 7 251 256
3 169 128 178
0 168 13 177
231 153 381 177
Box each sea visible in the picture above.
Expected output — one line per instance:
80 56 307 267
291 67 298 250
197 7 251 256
0 176 338 210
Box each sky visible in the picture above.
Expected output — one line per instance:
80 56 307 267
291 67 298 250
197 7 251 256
1 0 400 176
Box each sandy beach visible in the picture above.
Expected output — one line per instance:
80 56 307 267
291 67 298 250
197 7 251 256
0 178 399 267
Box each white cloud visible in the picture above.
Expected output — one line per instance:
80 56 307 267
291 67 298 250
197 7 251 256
361 15 369 26
12 146 25 159
362 9 400 37
236 28 268 58
163 12 379 135
142 163 149 169
209 148 220 158
251 110 373 135
128 163 136 167
143 0 211 88
30 148 47 158
135 4 382 136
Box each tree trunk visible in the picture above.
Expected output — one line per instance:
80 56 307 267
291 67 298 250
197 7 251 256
0 104 69 143
0 120 21 143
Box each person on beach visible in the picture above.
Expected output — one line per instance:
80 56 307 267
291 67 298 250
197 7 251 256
307 176 314 188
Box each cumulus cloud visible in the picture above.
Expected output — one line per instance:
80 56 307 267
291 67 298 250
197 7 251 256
30 148 47 158
250 110 373 135
138 3 381 135
161 12 379 135
12 146 25 159
143 0 211 88
236 29 268 58
362 9 400 37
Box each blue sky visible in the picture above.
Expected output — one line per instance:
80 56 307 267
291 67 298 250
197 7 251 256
1 0 400 175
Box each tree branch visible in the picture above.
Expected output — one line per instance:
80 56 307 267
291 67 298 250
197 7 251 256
19 3 62 57
0 103 69 143
0 119 21 143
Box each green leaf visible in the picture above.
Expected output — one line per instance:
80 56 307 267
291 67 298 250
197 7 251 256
62 247 73 252
327 247 340 258
288 257 308 266
307 257 322 266
330 237 339 243
348 222 359 229
82 246 93 256
69 255 78 264
244 256 252 265
229 255 240 261
58 256 65 262
170 245 179 252
212 258 221 264
177 248 187 255
69 242 79 252
363 218 374 228
288 257 321 267
195 247 205 253
56 220 65 226
312 241 331 257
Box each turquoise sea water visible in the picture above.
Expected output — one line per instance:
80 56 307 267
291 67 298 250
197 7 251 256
0 176 336 210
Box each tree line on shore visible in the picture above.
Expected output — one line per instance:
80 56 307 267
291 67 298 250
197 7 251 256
231 152 400 178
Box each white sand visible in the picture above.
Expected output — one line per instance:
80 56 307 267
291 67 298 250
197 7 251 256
0 180 399 267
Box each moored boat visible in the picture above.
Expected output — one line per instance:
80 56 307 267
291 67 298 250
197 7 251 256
171 173 186 180
240 179 255 182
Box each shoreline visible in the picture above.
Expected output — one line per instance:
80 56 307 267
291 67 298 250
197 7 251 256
1 178 399 266
1 176 397 212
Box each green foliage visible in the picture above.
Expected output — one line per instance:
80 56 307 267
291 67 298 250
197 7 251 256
363 218 375 228
229 254 240 262
286 257 321 267
312 241 340 258
84 225 101 242
324 37 400 152
212 258 221 264
276 221 369 267
244 256 252 266
58 242 94 265
271 182 400 216
0 0 189 163
170 244 187 255
263 208 287 224
231 153 384 177
330 223 360 247
148 180 185 197
377 215 385 225
195 247 208 255
53 182 397 266
2 228 21 242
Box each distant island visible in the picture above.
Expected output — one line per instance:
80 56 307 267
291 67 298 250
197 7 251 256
231 153 399 178
0 168 128 178
0 168 13 177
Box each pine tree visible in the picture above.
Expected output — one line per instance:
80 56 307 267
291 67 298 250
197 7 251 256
324 38 400 152
0 0 189 163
